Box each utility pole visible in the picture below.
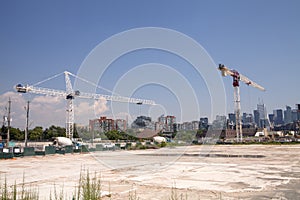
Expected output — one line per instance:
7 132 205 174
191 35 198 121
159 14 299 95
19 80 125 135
25 101 30 147
6 98 11 147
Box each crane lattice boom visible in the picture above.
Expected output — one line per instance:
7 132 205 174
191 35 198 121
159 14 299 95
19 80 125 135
218 64 265 91
15 71 155 139
16 84 155 105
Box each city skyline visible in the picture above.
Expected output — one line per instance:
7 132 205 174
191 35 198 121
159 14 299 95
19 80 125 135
1 1 299 129
46 101 300 131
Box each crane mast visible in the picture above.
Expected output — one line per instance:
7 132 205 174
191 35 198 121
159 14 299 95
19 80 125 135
64 71 75 139
15 71 156 139
218 64 265 142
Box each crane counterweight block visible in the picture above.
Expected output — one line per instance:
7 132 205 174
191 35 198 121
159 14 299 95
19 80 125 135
15 84 28 93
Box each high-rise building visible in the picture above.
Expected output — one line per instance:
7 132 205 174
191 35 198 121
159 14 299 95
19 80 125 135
242 113 253 124
115 119 127 131
155 121 164 131
158 115 166 124
257 104 267 120
297 104 300 120
212 115 226 129
273 109 284 125
268 114 274 125
191 121 199 130
89 116 116 132
291 109 298 122
253 110 260 127
166 115 176 132
254 103 269 128
199 117 209 130
228 113 236 125
284 106 292 124
180 122 193 131
156 115 176 132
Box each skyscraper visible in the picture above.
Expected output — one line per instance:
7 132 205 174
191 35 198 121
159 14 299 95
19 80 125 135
257 104 267 120
165 116 176 132
273 109 284 125
242 113 253 124
199 117 209 130
228 113 236 125
253 110 260 127
284 106 292 124
291 109 298 122
255 103 269 128
157 115 176 132
268 114 274 125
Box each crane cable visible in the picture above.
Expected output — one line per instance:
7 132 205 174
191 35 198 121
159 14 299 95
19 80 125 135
30 71 116 95
67 72 122 97
32 72 65 87
30 70 148 104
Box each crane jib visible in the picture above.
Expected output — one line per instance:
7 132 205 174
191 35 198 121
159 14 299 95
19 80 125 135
14 70 156 139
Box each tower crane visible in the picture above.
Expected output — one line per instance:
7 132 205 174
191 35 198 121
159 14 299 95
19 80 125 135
218 64 265 142
15 71 155 139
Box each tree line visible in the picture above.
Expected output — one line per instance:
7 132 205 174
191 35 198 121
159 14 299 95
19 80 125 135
0 125 73 141
1 124 139 142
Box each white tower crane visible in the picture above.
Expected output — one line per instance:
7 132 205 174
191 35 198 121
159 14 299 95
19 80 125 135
218 64 265 142
15 71 155 139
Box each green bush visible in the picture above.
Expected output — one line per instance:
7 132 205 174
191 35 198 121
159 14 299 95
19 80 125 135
160 141 167 148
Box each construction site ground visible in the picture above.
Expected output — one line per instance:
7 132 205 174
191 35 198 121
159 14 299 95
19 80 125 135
1 144 300 200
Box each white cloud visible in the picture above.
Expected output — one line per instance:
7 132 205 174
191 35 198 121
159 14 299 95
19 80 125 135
0 92 109 129
0 92 66 128
32 95 62 104
74 98 109 125
112 112 133 123
0 91 148 130
94 98 109 116
29 96 65 128
0 92 27 128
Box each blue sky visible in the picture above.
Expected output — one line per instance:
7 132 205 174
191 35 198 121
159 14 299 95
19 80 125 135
0 0 299 128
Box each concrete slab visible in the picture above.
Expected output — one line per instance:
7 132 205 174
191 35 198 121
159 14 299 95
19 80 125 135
1 145 300 199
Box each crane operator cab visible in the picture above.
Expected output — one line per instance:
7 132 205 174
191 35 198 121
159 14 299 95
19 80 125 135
15 84 28 93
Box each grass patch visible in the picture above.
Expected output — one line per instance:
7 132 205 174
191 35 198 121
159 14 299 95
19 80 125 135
0 174 39 200
169 182 188 200
0 171 215 200
128 188 139 200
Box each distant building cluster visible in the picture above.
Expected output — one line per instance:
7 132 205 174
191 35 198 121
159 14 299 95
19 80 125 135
225 103 300 129
88 103 300 140
89 117 127 132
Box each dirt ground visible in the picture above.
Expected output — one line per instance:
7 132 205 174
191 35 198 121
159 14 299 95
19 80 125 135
1 145 300 199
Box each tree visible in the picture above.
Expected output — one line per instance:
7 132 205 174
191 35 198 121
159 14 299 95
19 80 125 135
9 127 23 141
104 130 120 140
104 130 138 141
1 125 8 139
1 126 23 141
43 125 66 139
29 126 43 141
73 123 79 138
196 129 206 138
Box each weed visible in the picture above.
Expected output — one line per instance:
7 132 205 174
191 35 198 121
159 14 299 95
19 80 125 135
128 187 139 200
73 170 102 200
